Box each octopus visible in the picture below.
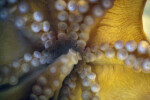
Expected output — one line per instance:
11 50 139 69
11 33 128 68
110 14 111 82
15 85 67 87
0 0 150 100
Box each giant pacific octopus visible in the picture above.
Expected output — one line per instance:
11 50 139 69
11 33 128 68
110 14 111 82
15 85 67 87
0 0 150 100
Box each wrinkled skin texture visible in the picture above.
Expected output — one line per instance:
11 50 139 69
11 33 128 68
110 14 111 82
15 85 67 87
0 0 150 100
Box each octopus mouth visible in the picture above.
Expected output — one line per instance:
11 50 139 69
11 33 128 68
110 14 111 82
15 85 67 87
0 38 82 100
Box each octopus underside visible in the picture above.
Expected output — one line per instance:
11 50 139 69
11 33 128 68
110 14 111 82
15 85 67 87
0 0 150 100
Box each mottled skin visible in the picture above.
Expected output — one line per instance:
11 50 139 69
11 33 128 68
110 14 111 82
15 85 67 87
0 0 150 100
88 0 150 100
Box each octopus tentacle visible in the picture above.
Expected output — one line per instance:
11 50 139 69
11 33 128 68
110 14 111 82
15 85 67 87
1 0 150 100
30 49 81 100
77 63 101 100
84 40 150 73
59 71 78 100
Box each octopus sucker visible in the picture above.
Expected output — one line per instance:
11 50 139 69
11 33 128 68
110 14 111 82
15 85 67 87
1 0 150 100
84 40 150 73
30 49 81 100
0 39 79 85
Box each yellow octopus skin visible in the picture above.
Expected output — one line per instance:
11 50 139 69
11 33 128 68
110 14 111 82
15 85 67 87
0 0 150 100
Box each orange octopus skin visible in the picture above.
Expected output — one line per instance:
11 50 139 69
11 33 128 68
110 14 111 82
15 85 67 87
0 0 150 100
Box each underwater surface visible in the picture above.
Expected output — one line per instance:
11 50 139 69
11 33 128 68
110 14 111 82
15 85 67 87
143 0 150 39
